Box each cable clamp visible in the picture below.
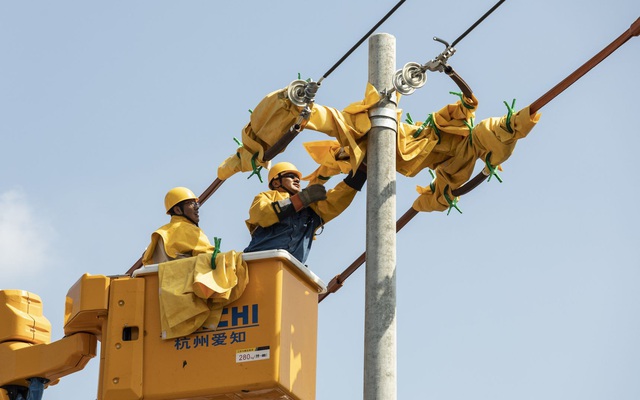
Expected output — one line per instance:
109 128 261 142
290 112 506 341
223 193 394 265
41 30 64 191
368 105 398 132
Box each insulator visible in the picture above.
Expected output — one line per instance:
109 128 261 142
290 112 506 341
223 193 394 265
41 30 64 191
287 79 309 107
402 62 427 89
393 69 415 95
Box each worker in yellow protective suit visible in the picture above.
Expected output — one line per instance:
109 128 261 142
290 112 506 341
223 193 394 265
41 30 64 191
142 187 215 265
244 162 366 264
140 188 246 339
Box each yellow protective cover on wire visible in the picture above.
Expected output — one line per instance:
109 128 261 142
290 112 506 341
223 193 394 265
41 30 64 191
217 87 296 180
412 105 541 212
301 141 352 185
158 251 248 340
217 83 381 180
297 89 540 213
305 82 381 173
142 216 215 265
300 91 478 183
396 93 479 177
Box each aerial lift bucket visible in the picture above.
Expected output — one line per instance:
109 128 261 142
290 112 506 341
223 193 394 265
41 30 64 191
66 250 326 400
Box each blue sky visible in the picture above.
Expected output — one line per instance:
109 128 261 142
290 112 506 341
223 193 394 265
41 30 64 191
1 1 639 399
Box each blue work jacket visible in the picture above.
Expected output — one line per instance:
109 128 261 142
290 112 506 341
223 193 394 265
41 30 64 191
244 172 365 265
244 206 321 264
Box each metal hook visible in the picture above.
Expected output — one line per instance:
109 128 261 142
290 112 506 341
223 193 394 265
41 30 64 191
432 36 450 47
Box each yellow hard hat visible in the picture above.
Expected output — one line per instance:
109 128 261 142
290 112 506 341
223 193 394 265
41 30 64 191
268 162 302 189
164 187 198 214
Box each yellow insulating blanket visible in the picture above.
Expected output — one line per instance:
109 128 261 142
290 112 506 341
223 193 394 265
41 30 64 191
301 89 477 180
412 105 540 212
158 251 248 340
301 90 541 212
304 83 381 174
217 83 381 181
217 88 296 180
300 141 353 185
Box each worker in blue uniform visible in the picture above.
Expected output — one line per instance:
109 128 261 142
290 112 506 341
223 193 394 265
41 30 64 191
244 162 366 264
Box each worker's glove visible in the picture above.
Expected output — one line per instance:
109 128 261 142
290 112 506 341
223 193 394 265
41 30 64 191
291 184 327 211
343 165 367 191
298 184 327 206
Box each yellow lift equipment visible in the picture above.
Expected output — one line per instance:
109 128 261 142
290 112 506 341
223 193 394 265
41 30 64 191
1 250 326 400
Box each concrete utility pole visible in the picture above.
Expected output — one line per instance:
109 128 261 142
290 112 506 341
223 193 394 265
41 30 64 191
364 33 397 400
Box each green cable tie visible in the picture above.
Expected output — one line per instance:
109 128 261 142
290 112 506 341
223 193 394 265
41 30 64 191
503 99 516 133
412 115 431 138
484 152 503 183
246 152 264 183
432 114 441 144
463 117 475 147
429 114 441 142
405 112 414 125
248 109 253 114
318 175 332 181
450 91 474 109
413 113 440 142
211 237 222 269
233 138 243 159
449 91 463 99
428 169 436 193
443 185 462 215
